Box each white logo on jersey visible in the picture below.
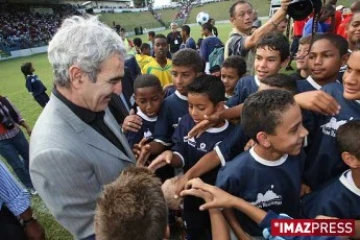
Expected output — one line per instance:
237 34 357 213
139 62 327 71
143 129 153 139
251 185 282 208
320 117 351 137
183 136 196 147
172 117 182 129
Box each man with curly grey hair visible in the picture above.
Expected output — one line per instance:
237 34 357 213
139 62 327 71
29 16 136 240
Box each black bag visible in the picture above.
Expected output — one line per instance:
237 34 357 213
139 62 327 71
0 97 17 130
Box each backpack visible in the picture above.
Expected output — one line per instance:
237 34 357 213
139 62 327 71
208 44 224 72
208 33 242 72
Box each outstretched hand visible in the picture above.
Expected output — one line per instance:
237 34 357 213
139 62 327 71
188 113 220 138
148 150 173 171
180 178 235 210
294 91 340 116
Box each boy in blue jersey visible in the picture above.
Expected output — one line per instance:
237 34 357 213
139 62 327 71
302 121 360 233
21 62 49 108
303 50 360 191
226 32 290 107
181 178 344 240
216 89 308 239
149 75 237 240
147 49 203 156
221 56 247 99
296 33 349 93
125 74 163 148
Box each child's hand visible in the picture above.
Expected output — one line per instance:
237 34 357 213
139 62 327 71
244 139 256 151
122 111 142 133
188 113 220 138
133 138 150 159
148 150 173 171
300 183 311 197
294 91 340 116
181 178 234 210
136 143 151 167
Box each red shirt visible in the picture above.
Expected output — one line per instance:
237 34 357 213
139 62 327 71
337 13 353 38
293 19 308 37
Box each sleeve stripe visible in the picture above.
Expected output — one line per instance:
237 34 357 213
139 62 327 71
214 145 226 167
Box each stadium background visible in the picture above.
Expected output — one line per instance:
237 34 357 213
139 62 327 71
0 0 354 239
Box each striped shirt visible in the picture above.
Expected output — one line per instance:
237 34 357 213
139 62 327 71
0 161 30 216
142 59 172 87
0 97 24 140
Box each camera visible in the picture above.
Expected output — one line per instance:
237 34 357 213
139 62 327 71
287 0 322 21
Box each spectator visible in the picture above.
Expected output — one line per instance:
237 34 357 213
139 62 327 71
224 0 290 75
0 161 45 240
30 16 137 240
303 4 335 36
337 1 360 38
200 23 222 73
208 18 218 37
0 95 35 194
180 25 196 50
167 22 182 56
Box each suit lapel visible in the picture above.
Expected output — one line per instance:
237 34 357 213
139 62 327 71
104 109 136 162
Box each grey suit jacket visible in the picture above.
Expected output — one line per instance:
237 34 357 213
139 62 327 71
29 94 135 239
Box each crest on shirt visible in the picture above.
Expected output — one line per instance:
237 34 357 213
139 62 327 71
251 185 282 209
321 117 352 137
197 142 207 152
183 136 196 147
172 117 182 129
143 129 153 139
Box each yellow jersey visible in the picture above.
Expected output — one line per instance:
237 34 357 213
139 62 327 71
135 54 154 69
142 59 172 87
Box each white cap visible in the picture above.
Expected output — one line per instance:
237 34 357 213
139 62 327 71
336 5 344 11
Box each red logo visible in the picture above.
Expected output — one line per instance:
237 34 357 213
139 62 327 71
271 219 355 236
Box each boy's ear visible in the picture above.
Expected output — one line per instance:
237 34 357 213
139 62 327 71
342 152 360 169
281 56 291 69
256 131 271 148
215 101 225 113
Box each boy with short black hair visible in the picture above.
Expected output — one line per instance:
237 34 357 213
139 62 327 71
21 62 49 108
217 89 308 239
94 167 168 240
142 34 172 87
180 25 196 50
221 56 247 99
149 49 203 155
135 43 153 69
150 75 237 240
302 120 360 221
289 35 312 81
297 33 349 93
227 32 290 107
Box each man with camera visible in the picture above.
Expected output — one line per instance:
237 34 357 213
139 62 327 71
0 95 36 194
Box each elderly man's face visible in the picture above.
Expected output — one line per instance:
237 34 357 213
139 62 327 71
80 54 124 112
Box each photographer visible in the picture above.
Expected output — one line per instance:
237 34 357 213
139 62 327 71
0 95 36 194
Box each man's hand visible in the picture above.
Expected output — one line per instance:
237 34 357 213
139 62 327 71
24 220 46 240
280 0 292 12
181 178 235 210
294 91 340 116
26 127 32 137
122 110 142 133
188 113 220 138
148 150 173 171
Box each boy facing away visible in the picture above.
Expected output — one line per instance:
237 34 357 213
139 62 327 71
216 89 308 239
94 167 168 240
